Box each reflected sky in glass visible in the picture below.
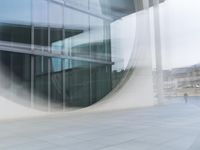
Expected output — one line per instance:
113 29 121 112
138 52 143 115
0 0 31 23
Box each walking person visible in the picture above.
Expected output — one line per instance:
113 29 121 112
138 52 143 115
184 93 188 104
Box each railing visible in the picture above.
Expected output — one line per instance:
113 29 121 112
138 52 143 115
0 40 124 65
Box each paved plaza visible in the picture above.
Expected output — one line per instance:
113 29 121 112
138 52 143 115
1 103 200 150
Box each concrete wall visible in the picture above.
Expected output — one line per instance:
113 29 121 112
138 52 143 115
85 2 159 112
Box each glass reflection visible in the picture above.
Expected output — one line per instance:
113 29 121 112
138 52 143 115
0 0 31 24
50 28 63 54
32 0 48 25
0 0 138 110
0 23 31 45
34 27 48 47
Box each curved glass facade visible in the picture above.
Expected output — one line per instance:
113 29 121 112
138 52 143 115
0 0 165 110
0 0 133 110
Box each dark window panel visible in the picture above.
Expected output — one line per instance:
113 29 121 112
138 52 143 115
34 27 48 46
34 56 49 110
0 23 31 44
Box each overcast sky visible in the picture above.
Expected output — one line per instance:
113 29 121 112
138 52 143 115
111 0 200 70
160 0 200 69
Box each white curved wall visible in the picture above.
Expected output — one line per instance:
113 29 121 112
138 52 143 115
84 4 158 112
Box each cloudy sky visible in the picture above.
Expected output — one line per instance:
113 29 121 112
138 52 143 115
111 0 200 70
160 0 200 69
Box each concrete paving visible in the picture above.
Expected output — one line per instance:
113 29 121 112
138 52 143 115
0 103 200 150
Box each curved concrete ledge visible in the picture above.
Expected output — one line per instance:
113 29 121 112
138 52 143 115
85 8 157 112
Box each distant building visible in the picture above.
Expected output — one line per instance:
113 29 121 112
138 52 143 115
157 64 200 96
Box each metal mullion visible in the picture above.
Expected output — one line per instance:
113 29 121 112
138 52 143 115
30 0 35 108
103 21 109 74
31 56 34 108
47 0 51 111
62 59 66 110
10 54 14 95
88 0 93 105
62 2 66 110
47 0 51 53
31 0 34 51
0 46 113 65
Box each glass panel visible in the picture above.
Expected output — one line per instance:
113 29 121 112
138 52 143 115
51 28 63 54
65 0 89 10
91 63 112 104
90 17 108 60
0 0 31 46
92 0 135 19
0 0 31 24
0 51 31 106
0 51 11 90
64 8 89 57
11 53 31 104
49 2 63 27
89 0 102 14
32 0 48 25
63 59 71 107
64 28 83 55
51 58 63 109
34 56 49 110
34 27 48 49
64 60 90 107
0 23 31 45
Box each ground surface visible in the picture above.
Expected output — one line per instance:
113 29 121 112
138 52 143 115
1 102 200 150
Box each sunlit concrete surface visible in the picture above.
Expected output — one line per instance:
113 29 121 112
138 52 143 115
1 103 200 150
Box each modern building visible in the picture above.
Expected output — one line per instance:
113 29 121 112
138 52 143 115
160 64 200 96
0 0 164 111
1 1 200 150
